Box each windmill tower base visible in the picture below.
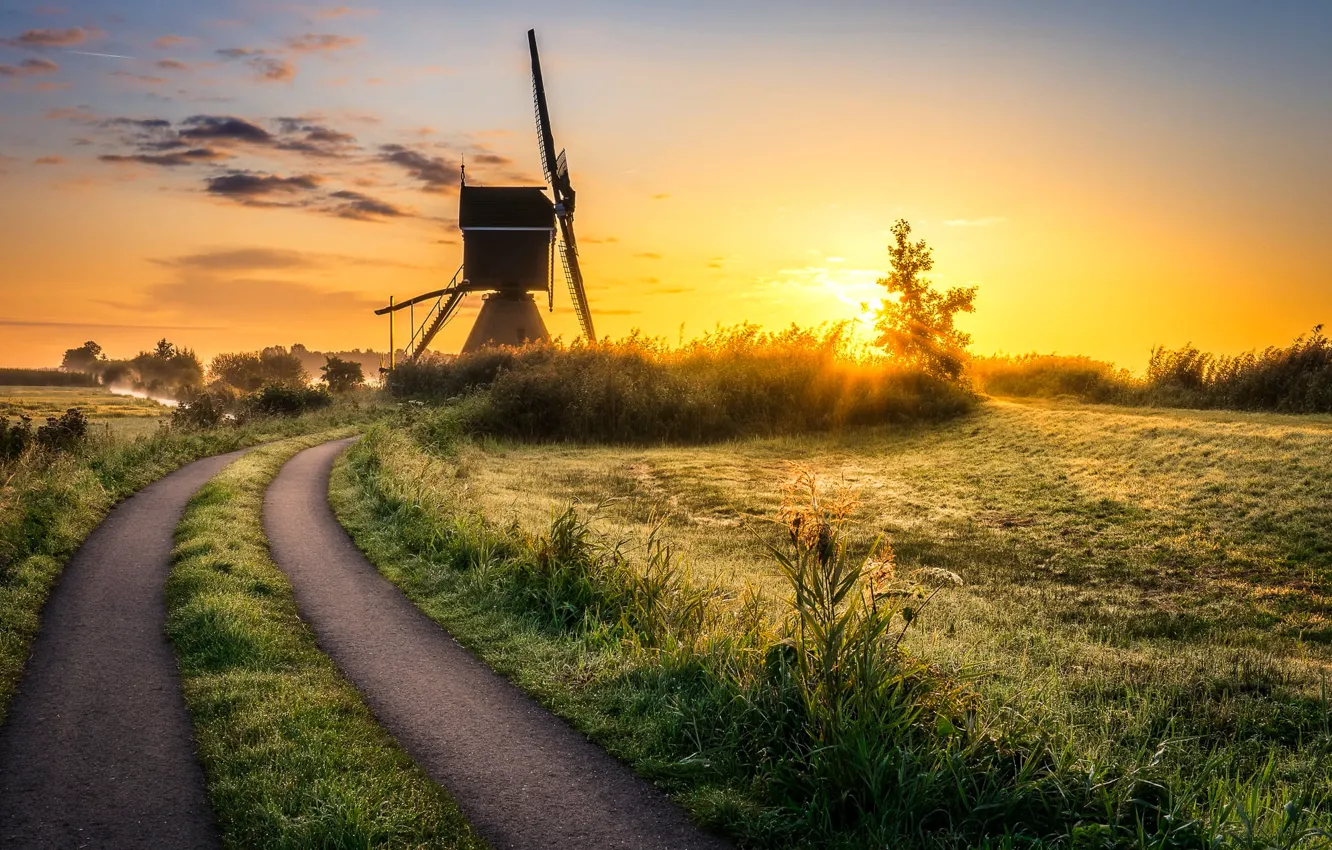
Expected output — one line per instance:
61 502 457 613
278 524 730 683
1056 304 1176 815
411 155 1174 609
461 292 549 353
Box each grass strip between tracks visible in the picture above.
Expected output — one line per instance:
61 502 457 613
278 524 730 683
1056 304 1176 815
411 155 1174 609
167 432 487 849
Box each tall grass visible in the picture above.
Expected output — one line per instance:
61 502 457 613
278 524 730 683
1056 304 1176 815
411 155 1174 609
335 424 1332 848
387 325 974 443
971 326 1332 413
970 354 1134 403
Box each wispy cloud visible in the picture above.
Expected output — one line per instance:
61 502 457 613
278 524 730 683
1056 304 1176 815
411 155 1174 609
153 35 197 49
3 26 101 47
0 57 59 76
101 148 230 167
33 155 64 165
378 143 458 193
205 170 321 197
314 6 378 19
285 33 361 53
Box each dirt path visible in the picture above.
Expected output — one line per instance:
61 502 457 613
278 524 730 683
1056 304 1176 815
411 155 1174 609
0 450 247 848
265 439 732 850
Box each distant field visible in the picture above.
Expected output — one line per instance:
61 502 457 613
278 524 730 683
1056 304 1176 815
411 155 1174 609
1 385 170 425
453 398 1331 800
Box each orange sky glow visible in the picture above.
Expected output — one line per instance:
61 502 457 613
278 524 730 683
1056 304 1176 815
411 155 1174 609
2 2 1329 370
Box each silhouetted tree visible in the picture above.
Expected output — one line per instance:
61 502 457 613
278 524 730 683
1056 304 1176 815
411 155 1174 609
131 340 203 395
320 356 365 393
209 346 308 391
61 340 105 374
872 220 977 380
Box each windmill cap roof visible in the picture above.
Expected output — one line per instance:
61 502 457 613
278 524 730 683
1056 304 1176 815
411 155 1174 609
459 185 554 228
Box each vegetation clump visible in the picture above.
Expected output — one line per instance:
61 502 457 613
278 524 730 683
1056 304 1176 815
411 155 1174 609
388 325 974 443
972 326 1332 413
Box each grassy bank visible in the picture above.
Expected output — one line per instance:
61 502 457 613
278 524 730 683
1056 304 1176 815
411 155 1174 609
333 403 1332 848
0 400 380 724
166 433 485 848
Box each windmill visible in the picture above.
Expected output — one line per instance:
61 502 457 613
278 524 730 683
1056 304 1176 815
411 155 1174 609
375 29 595 363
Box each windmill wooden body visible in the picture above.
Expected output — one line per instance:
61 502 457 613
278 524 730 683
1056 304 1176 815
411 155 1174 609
376 29 595 362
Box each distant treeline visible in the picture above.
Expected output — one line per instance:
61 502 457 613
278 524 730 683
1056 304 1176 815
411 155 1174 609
973 325 1332 413
387 325 974 443
0 369 99 387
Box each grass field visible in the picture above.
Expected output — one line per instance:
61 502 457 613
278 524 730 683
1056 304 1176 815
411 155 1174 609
1 385 169 439
340 397 1332 846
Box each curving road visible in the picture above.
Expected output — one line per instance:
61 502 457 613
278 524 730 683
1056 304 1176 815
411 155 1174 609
265 438 731 850
0 450 248 848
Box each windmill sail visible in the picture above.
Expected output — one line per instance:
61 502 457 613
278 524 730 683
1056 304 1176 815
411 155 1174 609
529 28 595 341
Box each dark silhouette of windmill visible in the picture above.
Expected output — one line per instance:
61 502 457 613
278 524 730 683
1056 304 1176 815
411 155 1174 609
376 29 595 363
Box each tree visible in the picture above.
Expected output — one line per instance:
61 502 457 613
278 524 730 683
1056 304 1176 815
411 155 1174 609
208 346 308 391
61 340 104 374
321 355 365 393
872 219 977 380
131 340 204 394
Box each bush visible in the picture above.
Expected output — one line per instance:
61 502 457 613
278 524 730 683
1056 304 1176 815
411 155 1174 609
245 384 333 418
1 417 33 460
388 326 974 443
171 385 233 431
35 408 88 453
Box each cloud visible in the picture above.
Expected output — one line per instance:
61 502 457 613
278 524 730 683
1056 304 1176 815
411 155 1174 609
155 59 189 71
46 105 98 123
100 148 228 167
329 189 405 220
0 317 223 330
3 26 99 47
273 117 357 157
468 152 511 166
153 35 197 48
205 170 321 197
0 57 59 76
155 246 420 271
581 236 618 244
179 114 272 143
653 287 694 295
944 217 1006 227
216 47 297 82
250 56 295 82
109 70 167 85
651 193 670 200
314 6 378 19
33 155 64 165
141 277 381 322
156 247 322 271
285 33 361 53
634 252 662 259
378 143 457 193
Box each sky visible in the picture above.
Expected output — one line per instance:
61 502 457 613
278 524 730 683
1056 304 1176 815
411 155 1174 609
1 0 1329 370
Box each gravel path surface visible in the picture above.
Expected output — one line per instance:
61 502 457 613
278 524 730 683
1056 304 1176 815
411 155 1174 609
0 450 248 849
265 438 732 850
